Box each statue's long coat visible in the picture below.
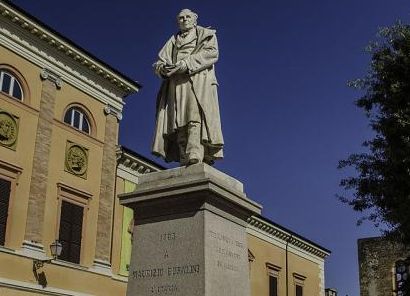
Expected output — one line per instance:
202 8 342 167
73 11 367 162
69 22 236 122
152 26 224 162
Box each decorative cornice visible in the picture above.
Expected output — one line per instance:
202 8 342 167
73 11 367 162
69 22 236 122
57 182 92 200
116 146 162 179
40 68 62 89
104 105 122 121
0 1 139 97
247 216 330 259
0 21 124 110
0 158 22 184
266 262 281 272
293 272 307 281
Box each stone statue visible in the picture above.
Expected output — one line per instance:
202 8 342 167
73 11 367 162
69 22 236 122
152 9 224 166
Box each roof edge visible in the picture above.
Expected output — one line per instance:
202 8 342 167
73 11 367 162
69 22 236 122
248 215 331 258
117 145 166 173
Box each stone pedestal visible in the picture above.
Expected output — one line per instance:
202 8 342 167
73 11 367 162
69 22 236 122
120 163 262 296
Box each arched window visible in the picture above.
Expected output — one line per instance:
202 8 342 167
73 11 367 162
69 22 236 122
64 107 91 134
0 70 23 100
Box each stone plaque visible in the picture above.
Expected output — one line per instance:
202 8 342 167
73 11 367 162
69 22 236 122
127 210 250 296
0 110 19 150
204 210 250 295
128 214 204 296
65 141 88 178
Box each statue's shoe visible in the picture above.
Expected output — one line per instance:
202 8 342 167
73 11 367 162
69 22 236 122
187 158 200 166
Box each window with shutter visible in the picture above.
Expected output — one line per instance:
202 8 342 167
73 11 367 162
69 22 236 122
58 200 84 264
269 275 278 296
296 284 303 296
0 178 11 246
293 272 306 296
266 263 281 296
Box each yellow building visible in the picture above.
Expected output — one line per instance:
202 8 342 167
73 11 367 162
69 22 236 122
0 1 329 295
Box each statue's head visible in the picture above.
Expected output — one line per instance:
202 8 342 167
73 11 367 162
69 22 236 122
177 9 198 32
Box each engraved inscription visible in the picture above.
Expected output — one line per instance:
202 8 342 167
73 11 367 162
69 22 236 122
160 232 176 259
131 229 201 295
235 240 245 249
133 268 164 279
217 260 239 272
209 230 245 249
215 247 241 259
167 264 200 276
132 264 200 280
209 230 245 273
160 232 176 241
150 284 178 295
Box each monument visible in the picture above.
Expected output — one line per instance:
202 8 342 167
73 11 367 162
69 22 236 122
120 9 261 296
152 8 224 166
120 164 261 296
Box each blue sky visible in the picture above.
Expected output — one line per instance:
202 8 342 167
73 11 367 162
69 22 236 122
13 0 410 294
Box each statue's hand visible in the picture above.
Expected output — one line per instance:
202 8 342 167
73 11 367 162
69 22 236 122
158 61 187 78
175 60 188 74
159 65 170 77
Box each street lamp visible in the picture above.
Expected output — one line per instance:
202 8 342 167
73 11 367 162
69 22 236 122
33 240 62 271
49 240 63 259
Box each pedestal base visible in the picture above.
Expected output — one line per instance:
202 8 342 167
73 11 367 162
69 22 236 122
120 163 262 296
19 240 46 260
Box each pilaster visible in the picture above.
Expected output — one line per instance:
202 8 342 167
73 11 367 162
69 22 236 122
22 69 60 255
93 105 120 272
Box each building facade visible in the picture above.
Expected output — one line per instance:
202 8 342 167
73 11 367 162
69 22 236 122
0 1 329 295
358 237 410 296
247 216 329 295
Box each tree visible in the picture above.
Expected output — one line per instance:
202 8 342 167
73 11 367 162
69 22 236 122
338 22 410 247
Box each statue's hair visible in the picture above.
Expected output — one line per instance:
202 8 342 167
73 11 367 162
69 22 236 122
177 9 198 22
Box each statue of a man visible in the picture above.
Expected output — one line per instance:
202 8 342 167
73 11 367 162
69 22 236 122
152 9 224 166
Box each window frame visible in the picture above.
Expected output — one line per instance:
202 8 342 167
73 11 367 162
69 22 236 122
0 177 12 247
266 262 281 296
0 65 29 105
62 104 95 136
295 284 303 296
269 275 278 296
55 183 91 265
394 258 410 294
0 159 22 249
0 70 23 101
58 200 84 264
292 272 306 296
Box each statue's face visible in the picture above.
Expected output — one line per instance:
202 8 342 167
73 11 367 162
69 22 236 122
177 10 196 32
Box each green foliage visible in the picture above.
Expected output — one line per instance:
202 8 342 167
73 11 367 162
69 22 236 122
339 22 410 246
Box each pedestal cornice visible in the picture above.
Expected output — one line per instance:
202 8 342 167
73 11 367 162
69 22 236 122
119 163 262 218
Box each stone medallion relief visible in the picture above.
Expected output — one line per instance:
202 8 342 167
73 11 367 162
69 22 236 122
65 141 88 178
0 110 19 150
